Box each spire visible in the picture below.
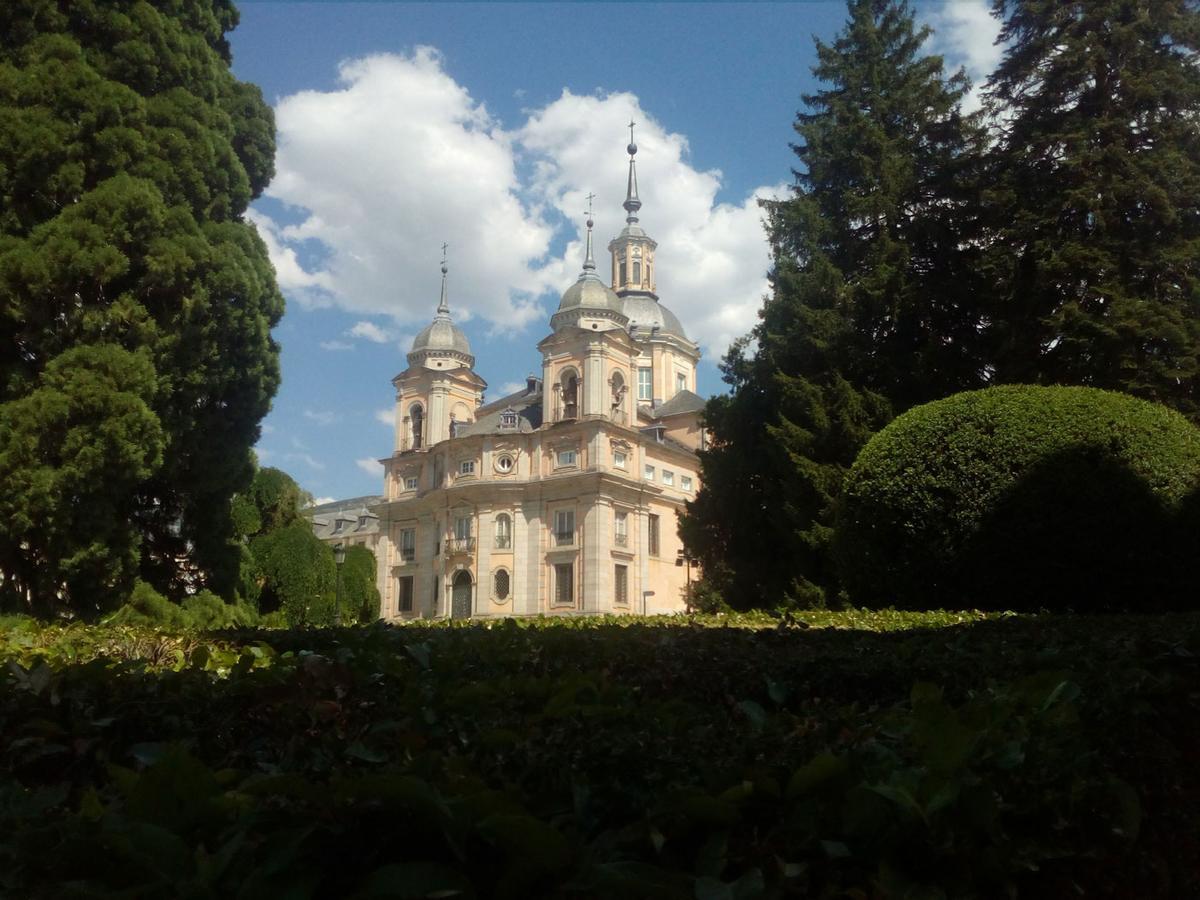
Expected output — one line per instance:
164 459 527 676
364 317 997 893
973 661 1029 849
623 120 641 224
436 242 450 318
582 192 597 273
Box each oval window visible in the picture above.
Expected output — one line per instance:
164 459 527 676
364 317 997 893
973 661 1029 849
495 454 514 473
494 569 510 602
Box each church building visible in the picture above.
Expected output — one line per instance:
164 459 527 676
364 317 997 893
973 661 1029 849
371 133 705 619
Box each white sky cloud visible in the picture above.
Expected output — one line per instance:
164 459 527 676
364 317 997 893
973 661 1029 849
375 407 395 428
496 381 524 397
356 457 384 477
320 340 353 351
303 409 338 426
348 321 392 343
256 51 782 363
310 496 336 506
286 451 325 471
265 47 552 330
517 90 784 359
923 0 1003 112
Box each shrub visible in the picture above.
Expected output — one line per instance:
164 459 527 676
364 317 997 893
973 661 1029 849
106 581 190 628
251 521 335 626
180 590 260 629
835 385 1200 611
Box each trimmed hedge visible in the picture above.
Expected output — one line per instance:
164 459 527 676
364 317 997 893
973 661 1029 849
835 385 1200 611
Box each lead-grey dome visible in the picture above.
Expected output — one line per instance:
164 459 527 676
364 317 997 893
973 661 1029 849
557 273 625 317
407 260 474 365
623 295 690 342
410 318 471 356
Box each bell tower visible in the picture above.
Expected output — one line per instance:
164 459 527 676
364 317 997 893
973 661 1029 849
393 250 486 452
607 122 658 299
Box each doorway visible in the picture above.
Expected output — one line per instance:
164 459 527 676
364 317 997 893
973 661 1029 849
451 570 473 619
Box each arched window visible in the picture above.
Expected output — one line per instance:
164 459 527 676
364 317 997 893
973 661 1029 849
493 568 510 602
561 369 579 420
409 404 424 450
618 251 627 287
632 246 642 285
610 371 627 424
494 513 512 550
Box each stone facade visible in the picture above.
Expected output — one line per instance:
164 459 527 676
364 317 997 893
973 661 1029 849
372 137 704 620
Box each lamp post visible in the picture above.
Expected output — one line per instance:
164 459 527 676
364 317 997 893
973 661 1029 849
333 542 346 627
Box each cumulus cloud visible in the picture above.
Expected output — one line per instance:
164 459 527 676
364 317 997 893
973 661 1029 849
348 321 392 343
263 47 553 329
310 496 337 506
286 451 325 471
923 0 1004 112
304 409 339 426
375 407 395 428
356 457 384 477
517 90 784 359
255 50 781 364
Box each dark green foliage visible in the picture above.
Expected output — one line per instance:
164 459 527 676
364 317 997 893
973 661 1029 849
180 589 259 628
250 521 335 626
0 0 283 612
108 582 258 628
229 465 310 541
682 0 986 608
0 345 164 616
2 612 1198 897
836 385 1200 610
984 0 1200 418
341 544 381 623
105 580 189 628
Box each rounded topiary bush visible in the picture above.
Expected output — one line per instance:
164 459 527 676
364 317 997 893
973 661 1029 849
835 385 1200 612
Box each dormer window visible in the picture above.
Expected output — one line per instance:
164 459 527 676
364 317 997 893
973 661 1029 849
499 407 518 429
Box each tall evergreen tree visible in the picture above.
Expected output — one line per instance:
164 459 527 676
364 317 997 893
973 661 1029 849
985 0 1200 417
682 0 987 607
0 0 282 614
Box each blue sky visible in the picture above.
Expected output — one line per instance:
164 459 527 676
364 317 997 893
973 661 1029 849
230 1 1001 502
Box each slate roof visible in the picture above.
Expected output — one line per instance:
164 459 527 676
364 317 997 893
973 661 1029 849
652 389 706 418
304 495 384 541
460 383 544 436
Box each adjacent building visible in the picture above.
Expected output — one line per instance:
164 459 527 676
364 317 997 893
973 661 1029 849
371 134 705 619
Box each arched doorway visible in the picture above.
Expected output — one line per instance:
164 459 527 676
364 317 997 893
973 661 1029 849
451 570 473 619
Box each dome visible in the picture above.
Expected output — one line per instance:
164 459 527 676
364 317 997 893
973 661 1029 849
556 272 625 318
410 318 471 356
623 295 690 342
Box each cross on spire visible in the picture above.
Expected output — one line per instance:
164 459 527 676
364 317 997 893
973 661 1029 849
582 190 597 272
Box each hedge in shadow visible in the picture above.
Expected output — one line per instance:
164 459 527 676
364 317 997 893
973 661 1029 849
835 385 1200 611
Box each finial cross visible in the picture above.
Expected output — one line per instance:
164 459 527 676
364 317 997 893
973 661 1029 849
628 120 636 143
441 242 448 264
585 192 596 220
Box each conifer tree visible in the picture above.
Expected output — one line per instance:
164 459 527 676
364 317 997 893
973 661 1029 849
0 0 282 613
985 0 1200 417
682 0 986 607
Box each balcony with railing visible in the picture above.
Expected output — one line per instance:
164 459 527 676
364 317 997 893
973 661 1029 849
447 537 476 554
